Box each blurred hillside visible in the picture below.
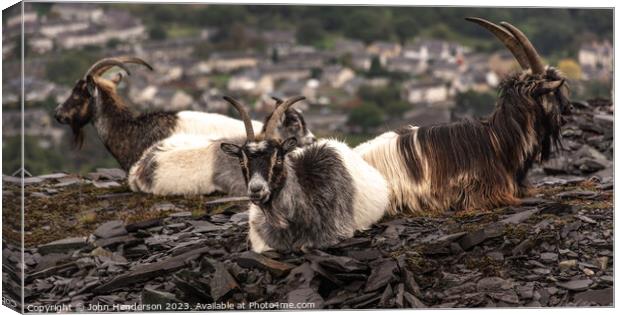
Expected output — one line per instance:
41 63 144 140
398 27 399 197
2 3 614 175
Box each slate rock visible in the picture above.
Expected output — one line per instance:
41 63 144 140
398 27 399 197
364 259 398 292
557 279 592 291
38 237 90 255
141 288 180 305
477 277 513 291
286 288 324 309
306 251 366 273
236 251 295 277
459 223 505 250
94 220 128 239
573 288 612 305
209 261 239 301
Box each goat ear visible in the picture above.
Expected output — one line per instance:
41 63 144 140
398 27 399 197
85 75 98 96
220 143 242 157
282 137 297 154
534 79 564 96
110 72 124 85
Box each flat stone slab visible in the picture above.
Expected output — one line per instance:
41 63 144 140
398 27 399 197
38 237 89 255
236 251 295 277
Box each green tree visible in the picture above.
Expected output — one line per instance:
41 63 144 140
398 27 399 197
348 102 385 132
454 90 496 117
149 25 168 40
296 19 325 45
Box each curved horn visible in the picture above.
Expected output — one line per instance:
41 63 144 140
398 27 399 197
84 57 154 78
223 96 255 141
115 56 154 71
264 96 306 139
500 21 546 74
465 17 530 70
271 96 284 108
84 58 132 78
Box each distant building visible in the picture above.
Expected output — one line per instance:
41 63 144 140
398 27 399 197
321 65 355 88
578 41 613 81
403 79 450 105
208 51 260 73
228 69 274 95
385 57 426 75
367 41 402 65
403 39 467 63
50 3 104 22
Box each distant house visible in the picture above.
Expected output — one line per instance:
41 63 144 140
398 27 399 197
430 60 463 82
579 41 613 69
28 37 53 54
56 10 145 49
321 65 355 88
279 51 329 69
367 41 402 65
385 57 426 75
402 39 467 63
262 30 297 56
199 90 230 113
6 10 37 28
228 69 274 95
350 52 373 71
452 69 498 94
578 41 613 81
260 63 312 82
208 51 260 73
151 88 194 110
39 21 90 38
333 38 366 56
402 79 449 105
50 3 104 22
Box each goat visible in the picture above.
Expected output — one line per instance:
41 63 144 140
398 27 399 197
354 18 572 215
54 57 315 171
127 97 316 196
220 96 390 253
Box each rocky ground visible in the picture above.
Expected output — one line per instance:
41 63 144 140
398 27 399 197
2 99 614 310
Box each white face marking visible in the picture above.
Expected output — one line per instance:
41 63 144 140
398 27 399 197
246 141 268 153
248 173 268 188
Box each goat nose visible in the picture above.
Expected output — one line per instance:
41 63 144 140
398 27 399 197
249 183 263 194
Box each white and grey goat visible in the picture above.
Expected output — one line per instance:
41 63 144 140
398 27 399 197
219 97 390 253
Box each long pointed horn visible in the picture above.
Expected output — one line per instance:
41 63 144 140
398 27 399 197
85 57 154 78
223 96 255 141
264 96 306 139
500 21 546 74
84 58 132 79
271 96 284 108
465 17 530 70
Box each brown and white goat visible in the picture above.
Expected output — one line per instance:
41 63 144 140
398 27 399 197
355 18 572 214
127 97 316 196
54 57 315 171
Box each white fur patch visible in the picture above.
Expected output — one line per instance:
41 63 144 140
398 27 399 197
322 139 390 230
354 128 434 214
128 134 220 195
175 111 263 139
246 141 268 153
248 204 273 253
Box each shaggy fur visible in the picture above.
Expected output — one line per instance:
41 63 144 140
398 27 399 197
225 139 389 253
356 68 570 214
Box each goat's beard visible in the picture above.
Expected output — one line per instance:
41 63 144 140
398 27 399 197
539 110 564 162
70 123 86 149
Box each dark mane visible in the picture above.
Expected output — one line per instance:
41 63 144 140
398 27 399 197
395 68 566 211
93 87 179 170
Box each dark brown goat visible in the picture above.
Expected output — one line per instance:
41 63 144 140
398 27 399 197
355 18 572 214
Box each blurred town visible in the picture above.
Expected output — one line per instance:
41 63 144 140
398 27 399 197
2 3 614 175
